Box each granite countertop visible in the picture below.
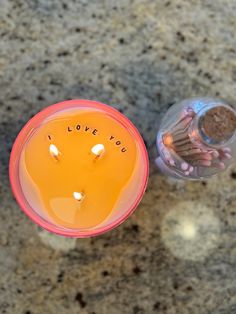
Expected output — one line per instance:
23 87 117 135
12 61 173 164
0 1 236 313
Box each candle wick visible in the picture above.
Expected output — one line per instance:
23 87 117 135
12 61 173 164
73 192 84 202
49 144 60 161
91 144 105 158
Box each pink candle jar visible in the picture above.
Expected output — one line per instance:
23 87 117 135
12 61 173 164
10 100 149 237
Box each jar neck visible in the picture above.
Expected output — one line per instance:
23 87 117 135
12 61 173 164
189 104 236 149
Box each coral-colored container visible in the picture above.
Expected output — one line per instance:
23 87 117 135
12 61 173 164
10 100 149 237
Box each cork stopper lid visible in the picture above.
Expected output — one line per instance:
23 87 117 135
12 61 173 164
200 105 236 144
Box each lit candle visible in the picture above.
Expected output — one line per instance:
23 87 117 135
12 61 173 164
10 100 148 237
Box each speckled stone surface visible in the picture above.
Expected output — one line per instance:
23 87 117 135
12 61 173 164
0 1 236 313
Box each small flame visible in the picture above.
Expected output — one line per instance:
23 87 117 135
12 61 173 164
73 192 84 202
91 144 105 157
49 144 59 158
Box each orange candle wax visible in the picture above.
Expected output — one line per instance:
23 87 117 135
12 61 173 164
10 100 148 237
